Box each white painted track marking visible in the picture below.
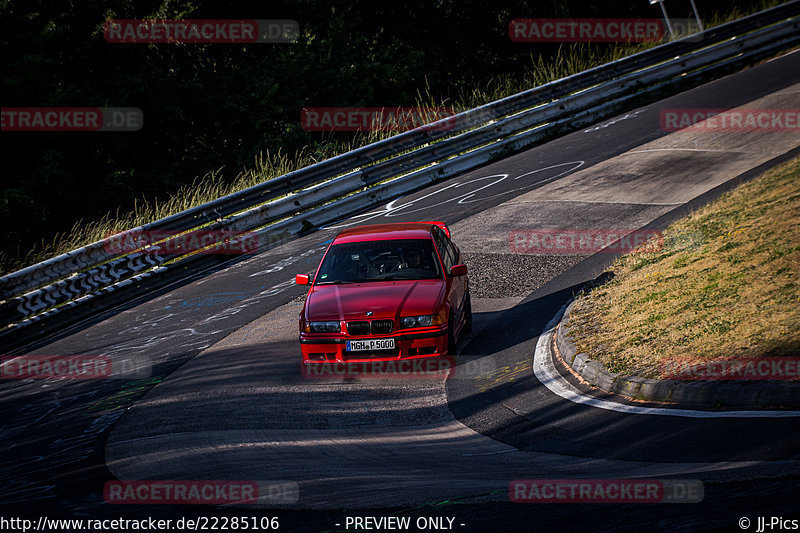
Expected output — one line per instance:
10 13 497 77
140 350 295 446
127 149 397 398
533 304 800 418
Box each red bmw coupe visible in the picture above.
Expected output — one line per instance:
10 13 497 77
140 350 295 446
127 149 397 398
296 222 471 364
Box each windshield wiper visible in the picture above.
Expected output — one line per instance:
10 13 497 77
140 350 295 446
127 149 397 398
363 275 438 281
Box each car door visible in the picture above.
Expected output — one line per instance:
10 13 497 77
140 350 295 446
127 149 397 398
433 227 467 332
443 232 467 331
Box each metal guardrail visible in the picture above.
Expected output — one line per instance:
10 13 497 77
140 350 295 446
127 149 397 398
1 1 799 341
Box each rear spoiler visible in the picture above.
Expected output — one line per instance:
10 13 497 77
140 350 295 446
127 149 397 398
419 220 450 239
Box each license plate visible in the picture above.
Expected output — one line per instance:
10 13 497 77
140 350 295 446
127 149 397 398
346 338 395 351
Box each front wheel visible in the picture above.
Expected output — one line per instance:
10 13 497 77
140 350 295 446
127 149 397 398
463 290 473 335
447 311 457 355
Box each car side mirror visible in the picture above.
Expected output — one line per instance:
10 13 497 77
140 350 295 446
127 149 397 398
295 273 311 285
450 264 468 277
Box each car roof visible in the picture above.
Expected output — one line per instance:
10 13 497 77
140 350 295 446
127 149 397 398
332 223 436 244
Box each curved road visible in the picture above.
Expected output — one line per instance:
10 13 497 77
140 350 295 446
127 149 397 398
3 49 800 532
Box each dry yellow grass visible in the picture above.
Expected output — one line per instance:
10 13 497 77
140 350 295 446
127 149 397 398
567 156 800 378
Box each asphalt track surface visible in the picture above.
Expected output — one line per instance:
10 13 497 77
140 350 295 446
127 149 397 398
2 50 800 532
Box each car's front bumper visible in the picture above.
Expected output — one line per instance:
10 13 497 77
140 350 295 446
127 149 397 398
300 327 448 364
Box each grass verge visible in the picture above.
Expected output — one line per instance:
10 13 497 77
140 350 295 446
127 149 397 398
566 156 800 378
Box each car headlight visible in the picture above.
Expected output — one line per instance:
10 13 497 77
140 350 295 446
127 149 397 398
400 315 439 328
305 321 341 333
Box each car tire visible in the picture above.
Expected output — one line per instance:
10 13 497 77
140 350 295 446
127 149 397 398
463 290 473 335
447 310 457 355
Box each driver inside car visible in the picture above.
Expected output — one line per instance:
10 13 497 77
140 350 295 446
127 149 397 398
398 248 430 271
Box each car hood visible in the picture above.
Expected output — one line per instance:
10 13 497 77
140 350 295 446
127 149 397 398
304 280 445 322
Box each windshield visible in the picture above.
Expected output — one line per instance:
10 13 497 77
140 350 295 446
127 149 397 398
315 239 442 284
